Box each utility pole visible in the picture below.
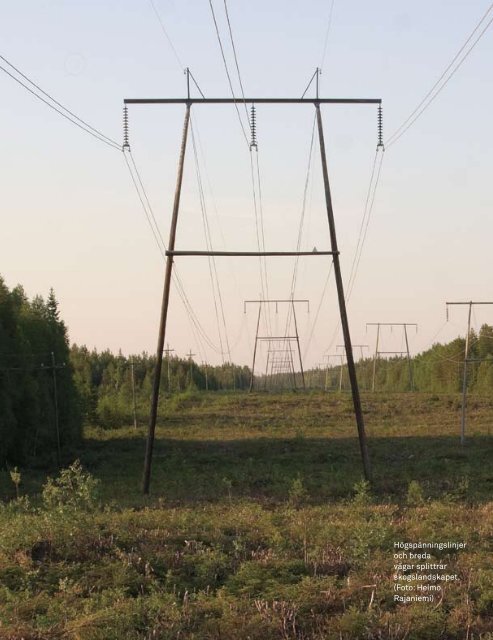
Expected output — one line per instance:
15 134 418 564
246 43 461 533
50 352 61 468
202 361 209 391
366 323 417 392
403 326 414 391
142 100 190 495
249 304 262 391
186 349 196 388
371 324 380 392
126 79 380 491
163 344 175 392
130 357 138 430
316 100 371 480
1 355 66 466
446 301 493 445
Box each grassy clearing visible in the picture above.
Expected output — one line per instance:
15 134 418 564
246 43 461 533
1 392 492 639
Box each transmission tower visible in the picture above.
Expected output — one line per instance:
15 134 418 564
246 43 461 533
245 299 308 391
446 301 493 444
366 323 417 392
128 71 379 492
322 353 347 392
186 349 196 388
265 345 296 390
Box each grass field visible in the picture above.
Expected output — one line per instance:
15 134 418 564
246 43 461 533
1 392 492 639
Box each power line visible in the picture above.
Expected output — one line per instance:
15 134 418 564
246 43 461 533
207 0 250 146
222 0 250 125
345 148 378 293
249 151 271 335
190 112 245 328
1 50 213 361
128 151 166 246
221 4 273 339
123 150 165 258
123 148 222 356
319 0 336 71
288 115 317 301
190 117 232 363
218 4 273 337
346 147 385 299
190 120 225 362
254 151 271 317
145 3 207 99
386 3 493 148
147 0 185 70
210 0 270 331
283 114 317 354
210 4 271 337
302 262 334 360
0 55 121 151
322 144 384 356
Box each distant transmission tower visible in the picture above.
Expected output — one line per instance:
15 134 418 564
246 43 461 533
446 301 493 444
245 299 308 391
366 323 417 392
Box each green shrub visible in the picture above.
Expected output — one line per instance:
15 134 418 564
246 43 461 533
337 605 373 638
42 460 100 512
406 480 425 506
352 479 372 507
288 475 308 507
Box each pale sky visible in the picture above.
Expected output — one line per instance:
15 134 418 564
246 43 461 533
2 0 493 368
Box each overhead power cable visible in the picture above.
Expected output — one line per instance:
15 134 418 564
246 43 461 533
146 2 207 100
209 0 271 337
346 146 385 299
123 151 165 257
249 151 271 334
190 116 232 363
302 262 334 360
222 0 250 125
386 2 493 147
123 147 222 356
282 114 317 353
0 54 121 151
288 114 316 301
319 0 336 71
322 144 384 355
147 0 185 70
207 0 250 146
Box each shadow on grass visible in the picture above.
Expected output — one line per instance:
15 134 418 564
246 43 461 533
70 432 493 507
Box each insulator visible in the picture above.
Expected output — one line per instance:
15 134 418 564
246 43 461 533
377 104 384 149
123 105 130 150
250 103 257 149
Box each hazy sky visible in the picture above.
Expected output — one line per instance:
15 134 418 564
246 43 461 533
2 0 493 368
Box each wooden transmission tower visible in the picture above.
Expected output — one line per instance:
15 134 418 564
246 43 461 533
125 71 380 492
245 298 308 391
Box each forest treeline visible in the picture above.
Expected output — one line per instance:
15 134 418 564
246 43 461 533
70 345 251 428
0 278 80 466
2 277 493 464
318 324 493 393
